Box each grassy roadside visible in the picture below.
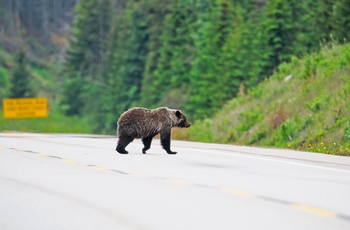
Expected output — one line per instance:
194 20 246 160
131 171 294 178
0 111 94 134
178 42 350 156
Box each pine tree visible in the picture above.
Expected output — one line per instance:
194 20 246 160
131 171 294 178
122 1 150 108
314 0 335 43
217 0 236 49
99 13 123 132
294 0 320 54
9 50 35 98
332 0 350 42
186 0 221 119
259 0 300 76
217 2 245 102
139 0 171 108
151 0 196 109
112 0 149 111
101 0 151 131
61 0 113 116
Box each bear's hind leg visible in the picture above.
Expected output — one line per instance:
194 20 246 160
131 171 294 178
116 136 134 154
142 135 155 154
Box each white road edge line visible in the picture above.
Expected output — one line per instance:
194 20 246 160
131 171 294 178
187 148 350 174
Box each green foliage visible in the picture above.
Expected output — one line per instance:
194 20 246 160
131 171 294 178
216 2 246 107
190 42 350 156
314 0 336 43
259 0 301 75
345 122 350 140
0 67 9 101
0 111 93 133
187 119 215 143
187 0 233 119
67 0 112 76
9 50 35 98
117 1 150 108
139 0 170 108
248 126 268 145
306 95 330 113
60 74 84 116
332 0 350 42
236 108 263 132
151 0 195 110
62 0 113 116
100 0 153 132
0 68 8 85
273 119 299 146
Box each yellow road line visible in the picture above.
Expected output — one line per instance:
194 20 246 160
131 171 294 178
63 159 79 164
13 148 25 151
291 204 336 217
87 165 108 171
221 188 254 197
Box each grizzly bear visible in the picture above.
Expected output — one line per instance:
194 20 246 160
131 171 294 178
116 107 191 154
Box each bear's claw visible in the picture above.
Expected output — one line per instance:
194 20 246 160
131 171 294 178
167 151 177 154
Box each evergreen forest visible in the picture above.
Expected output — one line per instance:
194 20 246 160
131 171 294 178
0 0 349 154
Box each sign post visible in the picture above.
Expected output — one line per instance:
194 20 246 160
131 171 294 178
2 98 49 119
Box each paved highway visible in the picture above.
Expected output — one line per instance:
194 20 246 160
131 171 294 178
1 132 350 230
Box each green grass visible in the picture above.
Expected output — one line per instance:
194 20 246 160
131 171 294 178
184 42 350 156
0 111 94 134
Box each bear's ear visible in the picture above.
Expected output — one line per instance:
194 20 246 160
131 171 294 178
175 110 182 118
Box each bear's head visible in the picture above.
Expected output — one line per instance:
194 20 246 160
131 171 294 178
175 110 191 128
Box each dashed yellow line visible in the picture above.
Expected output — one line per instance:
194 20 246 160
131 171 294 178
221 188 254 197
13 148 25 151
87 165 108 171
63 159 78 164
291 204 337 217
37 153 49 157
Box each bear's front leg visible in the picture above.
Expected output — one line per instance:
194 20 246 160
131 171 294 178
160 129 177 154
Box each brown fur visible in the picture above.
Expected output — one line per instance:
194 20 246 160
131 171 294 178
116 107 191 154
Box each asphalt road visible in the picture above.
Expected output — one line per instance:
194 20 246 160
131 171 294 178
1 132 350 230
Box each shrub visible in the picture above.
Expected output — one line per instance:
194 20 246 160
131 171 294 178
188 119 214 143
236 108 262 132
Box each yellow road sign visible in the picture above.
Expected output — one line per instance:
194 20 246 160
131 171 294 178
2 98 48 119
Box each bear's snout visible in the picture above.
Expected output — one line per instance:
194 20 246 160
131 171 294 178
179 121 191 128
